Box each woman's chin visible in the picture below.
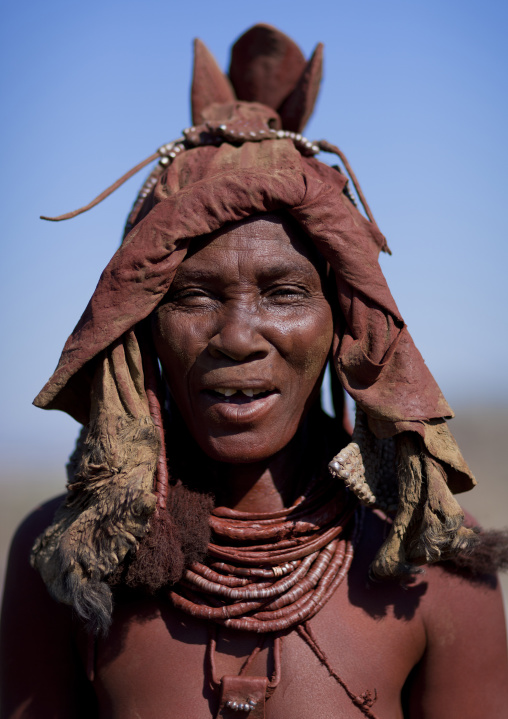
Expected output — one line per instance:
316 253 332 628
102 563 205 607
197 431 297 466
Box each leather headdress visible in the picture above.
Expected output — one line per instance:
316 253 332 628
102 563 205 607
32 25 477 631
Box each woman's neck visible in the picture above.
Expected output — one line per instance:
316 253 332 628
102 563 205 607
211 430 312 513
170 405 344 514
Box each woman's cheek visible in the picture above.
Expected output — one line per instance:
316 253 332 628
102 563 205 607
303 328 333 378
154 311 204 373
280 311 333 380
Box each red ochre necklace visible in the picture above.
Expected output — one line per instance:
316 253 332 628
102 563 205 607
168 476 380 719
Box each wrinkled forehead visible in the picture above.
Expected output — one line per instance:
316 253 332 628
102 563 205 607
184 211 327 277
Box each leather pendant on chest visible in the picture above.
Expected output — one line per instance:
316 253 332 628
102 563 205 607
217 675 269 718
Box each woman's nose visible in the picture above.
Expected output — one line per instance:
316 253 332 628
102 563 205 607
207 307 270 362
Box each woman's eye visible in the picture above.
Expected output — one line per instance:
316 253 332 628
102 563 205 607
268 286 307 301
169 289 213 305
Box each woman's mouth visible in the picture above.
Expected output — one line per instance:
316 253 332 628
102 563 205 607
200 386 280 422
207 387 276 403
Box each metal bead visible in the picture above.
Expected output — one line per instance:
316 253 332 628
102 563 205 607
276 130 285 138
328 460 341 473
219 124 227 131
230 701 238 710
295 133 302 141
159 156 170 166
249 131 256 137
168 152 176 159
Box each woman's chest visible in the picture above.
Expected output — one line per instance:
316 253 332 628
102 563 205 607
84 583 426 719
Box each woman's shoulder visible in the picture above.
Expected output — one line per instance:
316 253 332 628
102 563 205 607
8 494 65 552
354 507 508 716
1 493 68 633
352 506 507 635
0 494 98 719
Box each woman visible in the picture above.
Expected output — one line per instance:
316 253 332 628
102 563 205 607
1 24 507 719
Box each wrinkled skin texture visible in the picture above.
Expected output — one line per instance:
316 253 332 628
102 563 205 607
2 216 508 718
152 214 334 513
152 214 333 466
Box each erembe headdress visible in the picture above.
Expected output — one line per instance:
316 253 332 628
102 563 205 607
32 25 477 635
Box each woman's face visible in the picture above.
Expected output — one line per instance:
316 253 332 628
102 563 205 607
152 214 334 464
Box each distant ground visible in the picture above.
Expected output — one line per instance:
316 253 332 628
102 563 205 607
1 406 507 624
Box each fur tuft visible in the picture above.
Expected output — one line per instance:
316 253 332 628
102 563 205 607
124 510 184 590
116 482 213 592
442 528 508 578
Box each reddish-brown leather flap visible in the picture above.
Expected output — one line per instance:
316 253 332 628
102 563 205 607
218 675 269 718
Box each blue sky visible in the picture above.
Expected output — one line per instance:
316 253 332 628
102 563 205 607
1 0 507 474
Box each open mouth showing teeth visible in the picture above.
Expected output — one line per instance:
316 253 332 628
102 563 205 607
209 388 275 401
